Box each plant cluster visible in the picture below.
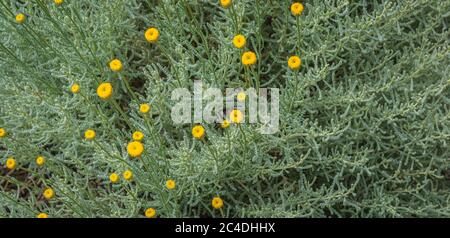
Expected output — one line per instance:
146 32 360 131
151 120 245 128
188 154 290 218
0 0 449 218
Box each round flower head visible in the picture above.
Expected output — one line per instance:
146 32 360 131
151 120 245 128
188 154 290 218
54 0 63 6
109 173 119 183
237 91 246 102
145 208 156 218
15 13 26 24
127 141 144 158
43 188 54 200
84 129 96 140
37 213 48 218
220 0 232 8
0 128 6 138
36 156 45 166
71 83 80 94
212 196 224 209
109 59 123 72
145 28 159 43
291 2 304 16
139 103 151 114
233 34 246 49
132 131 144 141
288 56 302 70
166 179 176 190
123 170 133 181
97 82 113 99
221 119 230 129
230 109 243 123
6 158 16 170
241 51 257 66
192 125 205 139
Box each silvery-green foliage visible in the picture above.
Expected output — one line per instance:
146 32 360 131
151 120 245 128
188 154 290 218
0 0 449 217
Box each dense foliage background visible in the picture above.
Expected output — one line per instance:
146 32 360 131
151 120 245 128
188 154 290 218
0 0 449 218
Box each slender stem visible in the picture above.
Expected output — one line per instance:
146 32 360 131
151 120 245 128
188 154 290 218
237 123 248 160
296 16 301 53
110 99 134 129
123 184 139 202
120 74 139 102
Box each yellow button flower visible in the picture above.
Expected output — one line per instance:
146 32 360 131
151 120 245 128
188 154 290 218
221 119 230 129
127 141 144 158
291 2 304 16
145 208 156 218
36 156 45 166
166 179 176 190
123 170 133 181
97 82 113 99
145 28 159 43
237 91 246 102
109 173 119 183
71 83 80 94
0 128 6 138
109 59 123 72
43 188 54 200
241 51 257 66
37 213 48 218
6 157 16 170
288 56 302 70
15 13 26 24
132 131 144 141
84 129 96 140
212 196 224 209
54 0 63 6
220 0 232 8
192 125 205 139
230 109 243 123
139 103 151 113
232 34 246 49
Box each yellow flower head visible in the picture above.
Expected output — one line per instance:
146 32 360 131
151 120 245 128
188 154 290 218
212 197 224 209
145 28 159 43
220 0 232 8
127 141 144 158
36 156 45 166
43 188 54 200
166 179 176 190
15 13 26 24
221 119 230 129
139 103 151 114
237 91 246 102
288 56 302 70
71 83 80 94
241 51 257 66
132 131 144 141
84 129 96 140
233 34 246 49
123 170 133 181
230 109 243 123
97 82 113 99
109 59 123 72
109 173 119 183
54 0 64 6
37 213 48 218
192 125 205 139
0 128 6 138
145 208 156 218
291 2 304 16
6 157 16 170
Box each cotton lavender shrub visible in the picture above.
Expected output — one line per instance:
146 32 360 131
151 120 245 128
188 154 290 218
0 0 449 218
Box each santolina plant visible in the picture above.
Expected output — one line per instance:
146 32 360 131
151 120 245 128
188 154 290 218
0 0 449 218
